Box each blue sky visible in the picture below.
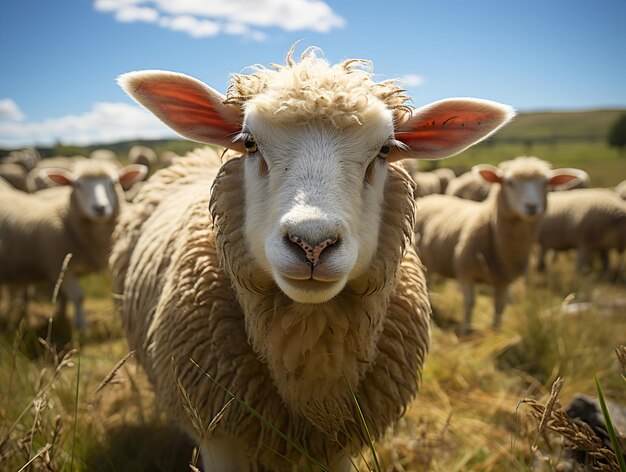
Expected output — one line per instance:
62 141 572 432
1 0 625 147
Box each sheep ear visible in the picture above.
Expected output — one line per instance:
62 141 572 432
118 70 245 152
472 164 502 183
388 98 515 162
548 168 587 190
39 168 74 187
118 164 148 191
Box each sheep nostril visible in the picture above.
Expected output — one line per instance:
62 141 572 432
287 234 339 267
93 204 107 216
525 203 538 215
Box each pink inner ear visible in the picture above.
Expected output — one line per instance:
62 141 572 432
46 173 73 186
549 174 580 187
126 74 243 149
119 170 142 186
477 169 502 183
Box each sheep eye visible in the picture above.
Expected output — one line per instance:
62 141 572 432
244 139 258 154
378 145 390 159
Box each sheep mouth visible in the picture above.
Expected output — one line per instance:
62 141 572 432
275 273 347 303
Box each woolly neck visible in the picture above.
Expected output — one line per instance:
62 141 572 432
210 156 420 435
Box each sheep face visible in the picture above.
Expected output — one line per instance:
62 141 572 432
40 164 147 221
242 105 393 303
474 157 587 221
73 176 120 220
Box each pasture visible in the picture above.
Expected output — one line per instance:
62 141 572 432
0 109 625 471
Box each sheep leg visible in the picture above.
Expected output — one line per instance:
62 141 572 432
459 280 475 334
575 246 591 274
599 249 610 274
492 285 508 329
59 273 87 330
201 437 250 472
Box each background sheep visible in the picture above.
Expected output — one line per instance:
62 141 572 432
445 169 491 201
90 148 119 162
432 167 456 193
0 160 146 329
0 162 29 191
128 145 158 175
0 148 41 171
415 156 584 333
159 150 179 167
536 188 626 273
110 48 513 471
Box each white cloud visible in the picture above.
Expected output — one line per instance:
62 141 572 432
115 6 159 23
93 0 344 40
397 74 425 87
159 15 220 38
0 99 25 122
0 102 177 148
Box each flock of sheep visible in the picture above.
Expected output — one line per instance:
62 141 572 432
0 145 169 327
1 48 625 471
408 157 626 334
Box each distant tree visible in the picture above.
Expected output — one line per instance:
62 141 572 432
608 114 626 153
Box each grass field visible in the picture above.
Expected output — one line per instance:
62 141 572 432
0 109 625 471
0 251 624 471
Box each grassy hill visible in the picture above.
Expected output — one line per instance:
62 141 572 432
490 108 626 143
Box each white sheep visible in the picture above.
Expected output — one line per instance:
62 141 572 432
432 167 456 193
445 169 491 201
0 160 146 329
536 188 626 273
415 156 584 333
0 162 29 191
89 148 119 162
110 47 514 471
128 145 158 175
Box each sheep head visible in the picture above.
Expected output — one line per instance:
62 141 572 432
119 48 514 303
40 161 146 221
473 156 587 220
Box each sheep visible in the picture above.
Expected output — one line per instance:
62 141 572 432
128 145 158 175
0 162 28 191
536 188 626 273
159 150 179 167
400 161 451 197
109 47 514 471
0 148 41 171
90 148 119 162
0 159 146 329
432 167 456 193
445 169 491 201
415 156 585 333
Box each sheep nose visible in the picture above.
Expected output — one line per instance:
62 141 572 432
93 204 107 216
525 203 538 215
287 234 338 268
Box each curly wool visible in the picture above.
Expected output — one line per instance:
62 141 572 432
226 46 411 129
110 148 431 471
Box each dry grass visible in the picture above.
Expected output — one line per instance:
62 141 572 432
0 251 624 471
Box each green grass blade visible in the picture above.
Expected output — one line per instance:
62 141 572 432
344 376 381 472
70 348 81 472
594 373 626 472
189 357 331 472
